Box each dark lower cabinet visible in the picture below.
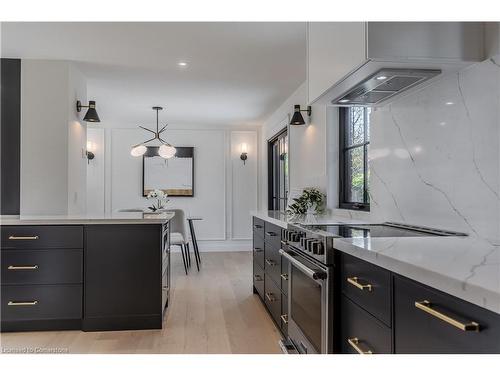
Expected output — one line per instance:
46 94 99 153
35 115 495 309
394 275 500 354
83 224 163 331
252 217 289 338
340 295 392 354
264 274 282 325
0 225 83 332
2 249 82 285
253 263 265 300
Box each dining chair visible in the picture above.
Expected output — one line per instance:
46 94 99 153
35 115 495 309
168 208 191 275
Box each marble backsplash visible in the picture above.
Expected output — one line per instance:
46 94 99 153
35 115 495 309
353 57 500 243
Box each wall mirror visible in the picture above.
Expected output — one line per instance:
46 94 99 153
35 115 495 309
143 146 194 197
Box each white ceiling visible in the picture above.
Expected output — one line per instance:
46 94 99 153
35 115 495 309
1 22 306 127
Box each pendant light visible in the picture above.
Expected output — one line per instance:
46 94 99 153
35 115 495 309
130 107 177 158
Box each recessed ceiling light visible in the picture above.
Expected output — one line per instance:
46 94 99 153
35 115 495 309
178 61 188 67
339 99 350 103
376 75 387 80
445 101 454 106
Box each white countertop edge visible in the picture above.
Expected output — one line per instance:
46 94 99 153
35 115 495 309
333 239 500 315
0 213 175 225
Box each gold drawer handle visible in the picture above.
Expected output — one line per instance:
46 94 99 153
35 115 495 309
8 236 39 240
347 337 373 354
280 314 288 324
415 300 480 332
8 265 39 270
347 277 372 291
265 292 276 302
8 301 38 306
280 273 289 281
265 258 277 266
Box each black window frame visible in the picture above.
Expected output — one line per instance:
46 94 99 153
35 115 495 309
267 128 288 211
339 107 370 211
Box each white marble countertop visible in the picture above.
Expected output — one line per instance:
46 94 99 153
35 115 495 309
0 212 175 225
252 211 500 314
250 210 368 228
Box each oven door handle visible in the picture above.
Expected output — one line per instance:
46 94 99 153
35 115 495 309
279 249 327 281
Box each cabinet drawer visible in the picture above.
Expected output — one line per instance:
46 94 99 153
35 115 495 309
1 285 82 321
263 221 281 250
253 262 265 300
341 295 392 354
281 293 288 335
1 249 83 285
264 243 281 286
253 234 264 268
264 274 282 326
340 253 391 326
252 217 265 238
281 255 289 295
394 276 500 353
1 226 83 249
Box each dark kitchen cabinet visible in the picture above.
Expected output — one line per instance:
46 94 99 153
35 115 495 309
0 225 83 332
83 224 164 331
394 275 500 353
340 253 392 327
253 233 264 268
252 216 288 337
340 295 392 354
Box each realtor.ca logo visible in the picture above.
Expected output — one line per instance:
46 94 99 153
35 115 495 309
2 347 69 354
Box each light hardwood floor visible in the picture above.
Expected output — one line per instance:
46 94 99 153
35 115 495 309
0 251 282 354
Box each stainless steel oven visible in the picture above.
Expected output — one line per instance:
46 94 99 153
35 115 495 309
279 247 334 354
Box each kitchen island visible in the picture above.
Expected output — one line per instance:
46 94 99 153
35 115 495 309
0 212 174 332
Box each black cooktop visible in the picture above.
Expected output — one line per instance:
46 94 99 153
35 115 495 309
306 224 450 238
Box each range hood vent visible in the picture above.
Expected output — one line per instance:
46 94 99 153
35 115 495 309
332 68 441 106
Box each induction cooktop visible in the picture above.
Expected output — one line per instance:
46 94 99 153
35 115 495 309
303 222 466 238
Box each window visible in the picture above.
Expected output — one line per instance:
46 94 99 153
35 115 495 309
268 129 288 211
339 107 371 211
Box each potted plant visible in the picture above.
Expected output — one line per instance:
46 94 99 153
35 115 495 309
146 189 169 212
287 187 325 215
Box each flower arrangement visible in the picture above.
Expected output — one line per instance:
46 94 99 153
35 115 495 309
287 187 325 215
146 189 169 212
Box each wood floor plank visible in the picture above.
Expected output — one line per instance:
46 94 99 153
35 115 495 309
0 251 282 354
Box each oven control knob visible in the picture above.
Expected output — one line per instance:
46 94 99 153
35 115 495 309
304 238 314 252
312 241 324 255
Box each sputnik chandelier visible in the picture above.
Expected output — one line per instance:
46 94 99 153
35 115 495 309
130 106 177 159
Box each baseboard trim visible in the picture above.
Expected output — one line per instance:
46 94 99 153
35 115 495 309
170 239 252 252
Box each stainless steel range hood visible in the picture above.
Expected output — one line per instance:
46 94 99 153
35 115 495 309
332 68 441 106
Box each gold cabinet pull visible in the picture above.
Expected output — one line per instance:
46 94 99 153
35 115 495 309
280 273 289 281
265 292 276 302
8 235 39 240
347 277 372 291
254 247 263 253
8 265 39 270
265 258 277 266
280 314 288 324
415 300 480 332
347 337 373 354
8 301 38 306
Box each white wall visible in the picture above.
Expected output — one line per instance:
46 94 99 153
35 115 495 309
259 81 327 210
20 60 87 215
86 127 105 214
86 123 259 251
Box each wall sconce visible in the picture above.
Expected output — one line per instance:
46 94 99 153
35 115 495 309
77 100 101 122
86 141 95 164
290 104 311 125
240 143 248 165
